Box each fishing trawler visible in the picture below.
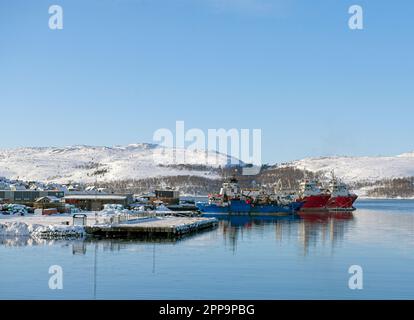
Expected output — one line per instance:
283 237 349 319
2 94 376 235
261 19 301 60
326 173 358 211
197 177 304 215
295 179 331 211
296 174 357 212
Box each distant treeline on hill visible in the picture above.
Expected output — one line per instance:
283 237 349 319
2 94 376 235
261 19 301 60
95 166 321 195
365 177 414 198
95 176 223 195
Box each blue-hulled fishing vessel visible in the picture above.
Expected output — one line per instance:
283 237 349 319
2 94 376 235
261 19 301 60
197 177 304 216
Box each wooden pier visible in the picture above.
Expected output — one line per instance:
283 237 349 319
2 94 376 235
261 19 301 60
85 216 218 238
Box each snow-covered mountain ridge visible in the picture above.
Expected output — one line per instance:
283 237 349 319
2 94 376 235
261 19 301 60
0 143 237 184
1 143 414 186
288 152 414 183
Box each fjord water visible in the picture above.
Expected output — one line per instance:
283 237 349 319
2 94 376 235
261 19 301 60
1 200 413 300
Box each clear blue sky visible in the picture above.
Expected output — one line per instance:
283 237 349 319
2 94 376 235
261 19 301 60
0 0 413 163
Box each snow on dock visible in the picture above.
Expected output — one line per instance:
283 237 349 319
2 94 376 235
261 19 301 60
85 216 218 238
0 214 218 239
0 222 85 239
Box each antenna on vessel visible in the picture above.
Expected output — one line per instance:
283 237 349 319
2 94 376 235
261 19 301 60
303 166 309 180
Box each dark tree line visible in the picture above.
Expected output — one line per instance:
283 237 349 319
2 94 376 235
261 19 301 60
94 166 321 195
366 177 414 198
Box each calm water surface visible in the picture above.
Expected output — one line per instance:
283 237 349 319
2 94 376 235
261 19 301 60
1 199 413 299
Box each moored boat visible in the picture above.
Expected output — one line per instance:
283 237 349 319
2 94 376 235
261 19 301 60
296 179 331 211
197 177 304 216
326 173 358 211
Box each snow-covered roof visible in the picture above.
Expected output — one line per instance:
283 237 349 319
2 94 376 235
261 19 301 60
35 196 61 203
64 195 128 200
136 192 156 198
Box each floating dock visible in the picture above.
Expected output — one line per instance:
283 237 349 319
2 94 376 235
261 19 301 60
85 216 218 238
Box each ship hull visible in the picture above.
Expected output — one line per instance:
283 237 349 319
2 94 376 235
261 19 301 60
326 195 358 211
197 200 304 216
297 194 331 211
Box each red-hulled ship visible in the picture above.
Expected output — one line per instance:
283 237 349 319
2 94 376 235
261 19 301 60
296 179 331 211
326 174 358 211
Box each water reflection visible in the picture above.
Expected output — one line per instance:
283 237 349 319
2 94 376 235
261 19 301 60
212 212 355 255
0 236 77 247
2 200 413 299
0 213 355 257
298 212 355 255
0 233 193 251
216 215 298 252
72 241 87 255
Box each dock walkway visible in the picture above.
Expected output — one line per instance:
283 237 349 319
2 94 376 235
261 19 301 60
85 216 218 238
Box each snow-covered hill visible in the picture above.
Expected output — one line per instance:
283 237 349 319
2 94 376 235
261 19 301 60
289 152 414 183
0 144 238 184
1 143 414 187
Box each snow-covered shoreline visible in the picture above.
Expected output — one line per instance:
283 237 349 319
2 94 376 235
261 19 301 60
357 196 414 201
0 204 211 238
0 222 85 238
0 210 105 238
